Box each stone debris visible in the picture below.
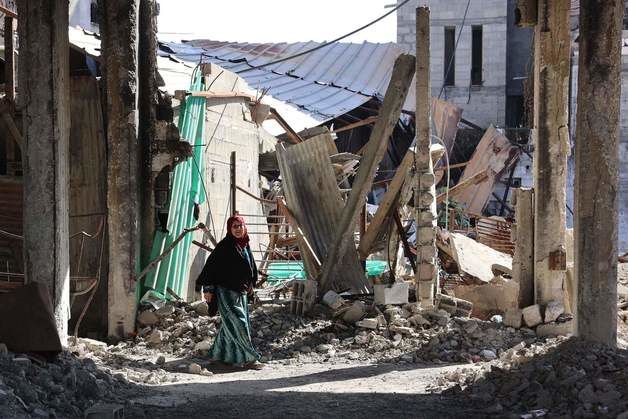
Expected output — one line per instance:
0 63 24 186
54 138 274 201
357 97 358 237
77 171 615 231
428 337 628 418
0 346 138 418
522 304 543 328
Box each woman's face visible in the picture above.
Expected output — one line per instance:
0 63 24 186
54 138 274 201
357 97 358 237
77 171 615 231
231 222 245 239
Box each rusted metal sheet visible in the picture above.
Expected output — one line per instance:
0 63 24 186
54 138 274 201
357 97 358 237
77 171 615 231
476 216 515 255
455 125 520 214
276 134 367 293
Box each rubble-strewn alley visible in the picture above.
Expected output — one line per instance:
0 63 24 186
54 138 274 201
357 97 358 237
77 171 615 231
2 0 628 418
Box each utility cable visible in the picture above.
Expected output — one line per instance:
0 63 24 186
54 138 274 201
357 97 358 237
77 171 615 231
438 0 471 100
236 0 412 74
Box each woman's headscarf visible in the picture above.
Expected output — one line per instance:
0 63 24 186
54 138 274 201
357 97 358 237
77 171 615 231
226 215 250 248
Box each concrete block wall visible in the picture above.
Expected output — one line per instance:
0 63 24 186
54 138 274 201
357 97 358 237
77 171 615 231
397 0 508 126
183 67 275 299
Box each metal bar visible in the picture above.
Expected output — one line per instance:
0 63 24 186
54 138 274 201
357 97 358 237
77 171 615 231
230 151 236 216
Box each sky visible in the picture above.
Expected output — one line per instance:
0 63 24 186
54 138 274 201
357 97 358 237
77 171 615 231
157 0 397 44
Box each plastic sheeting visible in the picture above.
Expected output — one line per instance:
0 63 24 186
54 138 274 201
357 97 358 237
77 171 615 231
143 67 206 299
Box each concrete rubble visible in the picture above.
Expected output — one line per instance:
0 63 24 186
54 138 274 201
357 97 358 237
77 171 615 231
428 338 628 418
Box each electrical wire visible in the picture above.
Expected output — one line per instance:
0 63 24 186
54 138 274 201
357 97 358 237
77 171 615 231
235 0 412 74
438 0 471 100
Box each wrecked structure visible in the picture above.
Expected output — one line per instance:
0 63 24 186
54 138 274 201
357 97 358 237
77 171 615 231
0 0 626 417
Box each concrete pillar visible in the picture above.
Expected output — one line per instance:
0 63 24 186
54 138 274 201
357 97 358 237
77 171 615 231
4 16 15 102
17 0 71 343
101 0 140 338
414 7 438 308
512 188 534 308
575 0 622 346
138 0 158 267
532 0 570 305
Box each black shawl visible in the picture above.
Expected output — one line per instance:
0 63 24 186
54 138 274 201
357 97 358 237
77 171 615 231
195 235 258 293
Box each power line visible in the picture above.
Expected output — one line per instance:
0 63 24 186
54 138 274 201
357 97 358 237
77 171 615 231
236 0 412 74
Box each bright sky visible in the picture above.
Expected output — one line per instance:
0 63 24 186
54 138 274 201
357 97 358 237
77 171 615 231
157 0 397 44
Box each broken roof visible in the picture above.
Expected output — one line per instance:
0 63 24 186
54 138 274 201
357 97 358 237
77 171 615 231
159 40 411 125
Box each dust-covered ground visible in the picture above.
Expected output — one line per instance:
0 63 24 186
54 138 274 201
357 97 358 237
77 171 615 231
1 264 627 418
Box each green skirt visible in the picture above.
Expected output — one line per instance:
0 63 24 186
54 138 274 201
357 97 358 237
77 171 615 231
208 286 260 364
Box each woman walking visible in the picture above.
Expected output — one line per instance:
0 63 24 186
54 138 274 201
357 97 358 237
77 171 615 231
195 215 262 369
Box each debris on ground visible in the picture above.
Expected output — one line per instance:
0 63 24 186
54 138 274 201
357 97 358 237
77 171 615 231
428 337 628 418
0 345 138 418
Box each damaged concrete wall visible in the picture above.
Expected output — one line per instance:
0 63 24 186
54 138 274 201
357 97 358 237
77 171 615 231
183 65 275 300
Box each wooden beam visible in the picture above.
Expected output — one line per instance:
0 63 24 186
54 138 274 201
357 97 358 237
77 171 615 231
269 108 303 144
332 116 378 134
358 146 415 259
1 113 22 149
436 169 489 204
318 54 415 292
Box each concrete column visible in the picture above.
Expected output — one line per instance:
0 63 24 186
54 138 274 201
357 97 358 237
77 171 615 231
575 0 622 346
512 188 534 308
138 0 158 267
17 0 70 343
101 0 140 338
532 0 570 305
414 7 438 308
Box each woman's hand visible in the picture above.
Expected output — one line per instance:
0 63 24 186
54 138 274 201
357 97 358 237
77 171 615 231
202 292 213 303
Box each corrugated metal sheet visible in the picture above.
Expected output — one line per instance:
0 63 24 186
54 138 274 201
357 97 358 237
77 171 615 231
276 135 368 293
160 40 409 124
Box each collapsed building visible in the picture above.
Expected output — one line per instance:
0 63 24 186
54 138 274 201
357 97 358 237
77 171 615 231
0 0 626 416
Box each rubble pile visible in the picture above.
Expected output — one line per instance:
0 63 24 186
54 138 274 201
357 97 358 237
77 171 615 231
428 337 628 418
126 298 550 366
0 344 137 418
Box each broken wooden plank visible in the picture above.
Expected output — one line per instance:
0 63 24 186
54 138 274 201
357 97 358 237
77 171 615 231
269 107 303 144
453 125 520 213
318 54 416 293
436 169 489 204
358 146 415 260
332 116 378 134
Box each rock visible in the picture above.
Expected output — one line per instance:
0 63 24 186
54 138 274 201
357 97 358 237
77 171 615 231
393 334 403 342
480 349 497 360
155 305 176 317
342 301 366 323
316 344 332 353
137 310 159 326
322 291 345 310
78 337 108 353
503 309 522 328
147 330 163 346
490 314 503 323
535 320 573 337
0 343 7 355
299 346 312 354
194 339 212 352
156 355 166 365
191 300 209 316
188 363 202 374
200 368 213 377
543 300 564 323
408 314 430 327
522 304 543 328
355 318 378 329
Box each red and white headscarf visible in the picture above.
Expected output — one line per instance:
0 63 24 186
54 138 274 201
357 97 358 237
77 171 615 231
226 215 250 248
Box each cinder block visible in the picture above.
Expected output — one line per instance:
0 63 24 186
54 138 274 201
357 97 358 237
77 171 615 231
374 282 409 305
